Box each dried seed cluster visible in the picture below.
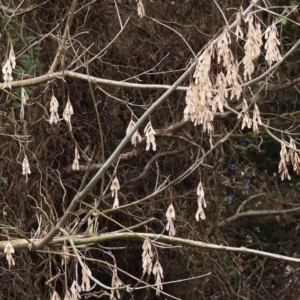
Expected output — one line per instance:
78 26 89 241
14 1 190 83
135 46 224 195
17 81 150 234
264 25 282 66
111 175 120 208
142 238 154 275
63 98 74 131
141 239 164 295
195 181 206 221
184 9 282 150
243 14 263 80
49 95 60 124
72 146 80 171
278 138 300 180
22 154 31 183
136 0 145 18
51 291 61 300
144 121 156 151
4 242 15 268
165 204 176 236
126 119 142 147
2 45 16 89
153 260 164 296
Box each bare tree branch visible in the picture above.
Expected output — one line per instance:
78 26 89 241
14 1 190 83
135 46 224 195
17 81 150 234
4 232 300 263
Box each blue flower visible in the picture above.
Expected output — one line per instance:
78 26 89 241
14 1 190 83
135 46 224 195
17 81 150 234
241 140 247 146
229 163 236 169
242 185 251 195
227 193 233 204
242 189 249 195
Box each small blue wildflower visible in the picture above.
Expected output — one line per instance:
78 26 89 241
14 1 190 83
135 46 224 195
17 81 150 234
227 193 233 204
244 173 252 178
241 140 247 146
242 185 251 195
229 163 236 169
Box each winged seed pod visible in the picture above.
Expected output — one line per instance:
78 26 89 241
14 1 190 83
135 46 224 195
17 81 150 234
166 204 176 236
289 137 296 163
195 181 207 221
252 104 262 133
238 98 252 130
212 72 228 113
264 25 282 66
216 28 234 71
63 98 74 131
235 8 244 41
144 121 156 151
278 141 291 180
142 238 153 275
153 260 164 296
111 176 120 197
243 14 263 80
214 27 243 101
70 280 81 299
289 137 300 173
293 151 300 174
4 242 15 268
184 50 213 126
9 45 16 69
111 176 120 208
136 0 145 18
2 59 13 89
22 154 31 183
227 61 243 100
72 146 80 171
126 119 142 147
51 291 61 300
49 95 59 124
63 291 72 300
202 109 214 136
2 45 16 89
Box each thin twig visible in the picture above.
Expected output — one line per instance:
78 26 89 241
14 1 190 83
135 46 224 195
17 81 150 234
113 0 123 29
